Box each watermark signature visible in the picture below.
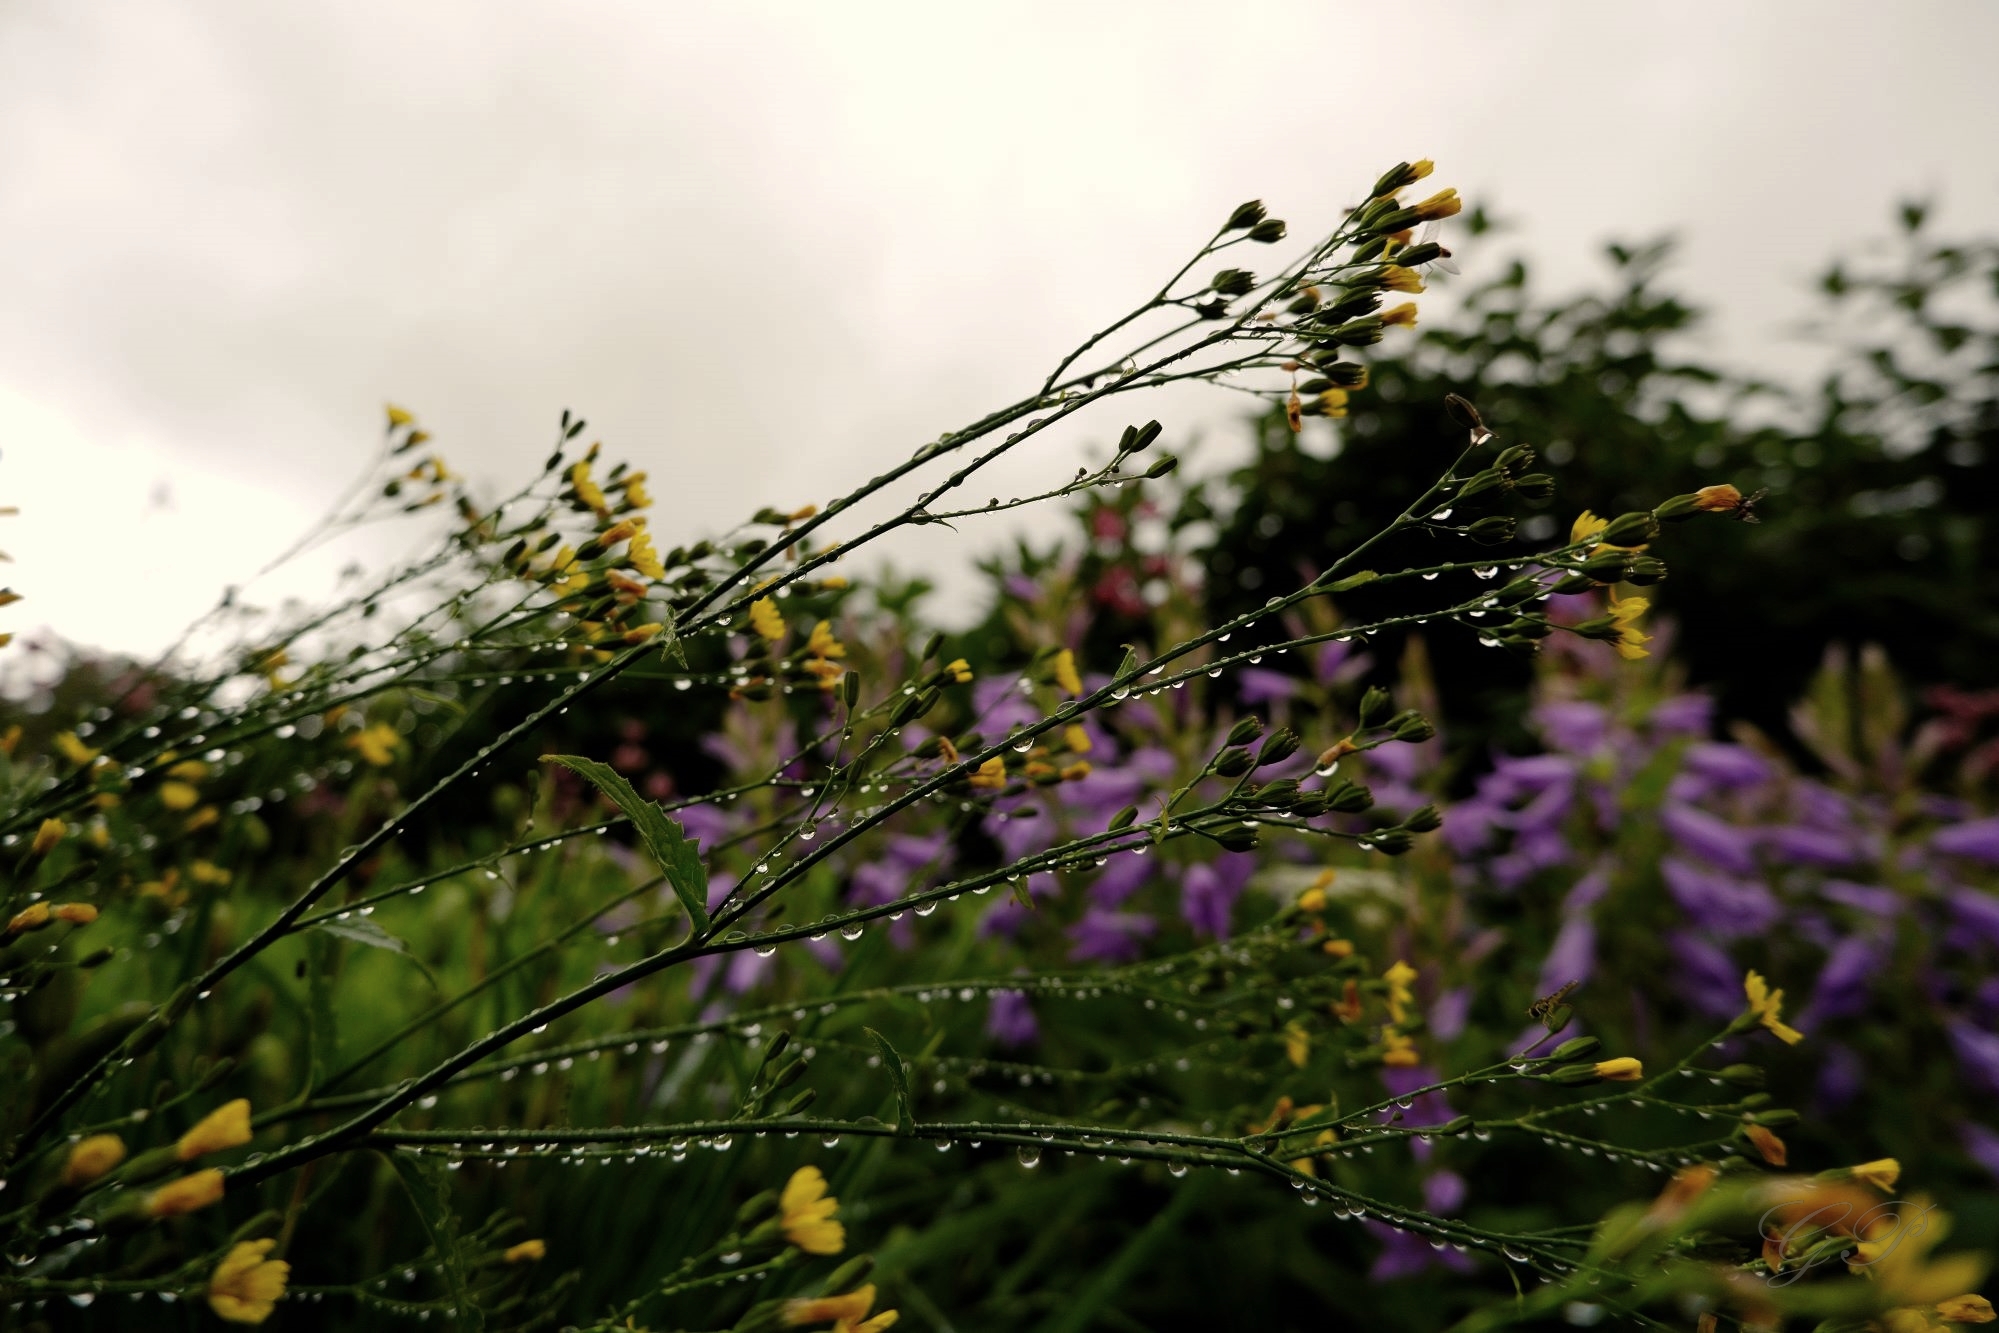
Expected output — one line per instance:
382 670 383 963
1759 1197 1935 1286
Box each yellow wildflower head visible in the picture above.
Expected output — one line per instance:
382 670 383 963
1376 265 1426 294
177 1099 253 1161
1410 188 1462 222
1407 159 1434 182
944 658 973 684
503 1238 547 1263
1380 302 1418 328
1059 760 1092 782
62 1134 127 1188
1743 970 1804 1045
1062 724 1092 755
781 1165 845 1256
1051 648 1083 696
190 860 232 886
159 780 200 811
1744 1123 1788 1166
1693 483 1745 513
622 622 664 645
567 461 609 514
1848 1158 1902 1192
1936 1295 1995 1324
53 902 99 925
627 529 667 580
1284 1021 1311 1068
968 756 1007 791
805 621 846 660
54 731 98 765
166 759 210 782
347 723 404 768
750 597 786 642
385 404 414 427
208 1238 289 1324
1593 1057 1644 1082
1570 511 1609 545
1381 1028 1420 1066
1383 959 1418 1024
784 1284 879 1327
6 902 51 935
30 817 66 856
146 1168 225 1217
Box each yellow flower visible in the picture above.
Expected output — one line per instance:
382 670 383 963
1693 483 1745 513
1059 760 1092 781
1744 970 1804 1045
821 575 850 591
1383 959 1417 1025
1570 510 1609 545
750 597 786 642
1316 388 1350 419
61 1134 127 1187
1381 1028 1420 1067
190 860 232 886
1376 265 1425 293
145 1168 225 1217
1063 724 1092 754
347 722 404 767
1410 188 1461 222
622 478 653 510
1380 302 1418 328
568 460 609 514
1051 648 1082 696
177 1099 253 1160
208 1238 289 1324
968 757 1007 791
6 902 51 934
805 621 847 659
184 806 220 833
1407 158 1434 182
385 404 415 427
1593 1057 1644 1082
944 658 973 684
1849 1158 1903 1192
1744 1123 1788 1166
780 1165 845 1255
503 1239 546 1263
786 1283 900 1331
1284 1021 1311 1068
1936 1295 1995 1324
159 780 200 810
1322 937 1354 958
803 657 846 690
53 903 98 925
622 622 664 645
31 816 66 857
1608 594 1652 661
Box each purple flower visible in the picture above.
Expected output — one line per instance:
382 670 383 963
1089 853 1153 908
1668 929 1745 1018
1661 804 1758 875
984 798 1055 865
1649 693 1714 737
1815 1042 1865 1111
1490 827 1572 889
1067 908 1156 964
1429 987 1472 1042
1763 824 1862 868
1662 857 1780 936
1963 1122 1999 1181
1237 668 1299 704
1180 856 1255 938
1423 1169 1467 1215
1801 934 1884 1026
1681 742 1773 791
978 873 1059 938
985 989 1039 1047
1934 818 1999 866
1315 640 1371 685
1947 1018 1999 1095
1534 700 1610 755
1537 915 1597 996
1947 887 1999 949
1820 880 1902 918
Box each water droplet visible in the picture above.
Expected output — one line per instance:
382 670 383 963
1432 508 1453 520
838 924 863 940
754 944 777 958
1016 1147 1041 1168
1421 571 1440 581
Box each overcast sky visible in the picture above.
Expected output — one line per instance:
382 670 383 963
3 1 1996 665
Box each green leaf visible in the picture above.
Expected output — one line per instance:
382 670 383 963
541 754 710 932
310 917 437 987
386 1152 484 1331
656 619 689 670
1325 569 1378 591
864 1027 914 1135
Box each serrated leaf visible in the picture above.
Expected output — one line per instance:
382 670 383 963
656 620 689 670
310 917 436 987
864 1026 915 1135
386 1152 483 1331
541 754 710 932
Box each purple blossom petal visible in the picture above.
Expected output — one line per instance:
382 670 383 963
1947 1019 1999 1095
1237 668 1300 704
1537 914 1597 996
1067 908 1156 964
1682 742 1772 791
1934 818 1999 866
1763 824 1863 868
1947 887 1999 949
1963 1122 1999 1181
1534 700 1610 755
1801 934 1884 1025
1423 1169 1467 1215
985 989 1039 1047
1661 804 1759 875
1180 856 1255 939
1662 857 1780 936
1820 880 1903 917
1668 929 1744 1018
1649 693 1715 737
1089 853 1153 908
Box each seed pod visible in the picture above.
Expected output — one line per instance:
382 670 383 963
1718 1063 1765 1088
1551 1036 1602 1061
1256 727 1302 766
1225 200 1268 231
1358 686 1394 727
1127 420 1163 453
1750 1108 1799 1127
1213 748 1256 777
1108 805 1139 831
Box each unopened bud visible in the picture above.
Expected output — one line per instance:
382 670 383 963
1357 686 1394 727
1213 825 1260 852
1455 468 1508 500
1225 200 1268 231
1211 268 1257 297
1511 473 1556 501
1390 712 1436 743
1144 455 1180 479
1624 556 1669 585
1467 516 1516 544
1256 727 1302 766
1402 804 1443 833
1495 444 1536 473
1213 748 1256 777
1325 780 1374 813
1368 829 1414 855
1247 219 1288 244
1227 716 1266 747
1550 1036 1601 1061
1601 511 1660 547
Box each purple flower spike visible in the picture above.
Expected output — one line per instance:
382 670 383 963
1661 804 1759 875
1934 818 1999 866
985 988 1039 1047
1181 856 1255 938
1067 908 1157 964
1662 857 1780 936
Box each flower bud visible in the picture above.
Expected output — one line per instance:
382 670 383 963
1467 516 1516 545
1212 825 1260 852
1123 420 1164 453
1210 268 1257 297
1227 716 1266 747
1455 468 1508 500
1357 687 1394 727
1550 1036 1601 1061
1144 455 1179 479
1108 805 1139 831
1324 780 1374 813
1253 779 1301 808
1390 712 1436 743
1510 473 1556 501
1289 791 1332 817
889 688 939 726
1495 444 1535 473
1600 511 1660 547
1395 242 1443 267
1496 576 1543 606
1593 1057 1644 1082
1247 219 1287 244
1369 160 1432 198
1748 1108 1798 1127
1717 1063 1764 1088
1368 829 1414 855
1402 804 1443 833
1624 556 1669 585
1580 549 1635 581
1225 200 1267 231
1256 727 1302 767
1548 1062 1602 1085
1213 748 1256 777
